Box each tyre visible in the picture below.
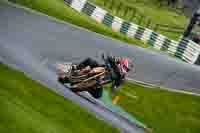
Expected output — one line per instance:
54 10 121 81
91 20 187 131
58 77 70 84
88 86 103 99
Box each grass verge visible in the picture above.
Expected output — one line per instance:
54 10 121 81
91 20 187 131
0 63 119 133
107 81 200 133
88 0 188 39
10 0 147 48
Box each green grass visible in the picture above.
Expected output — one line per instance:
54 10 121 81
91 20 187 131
3 61 199 133
88 0 188 39
108 81 200 133
10 0 147 48
0 63 119 133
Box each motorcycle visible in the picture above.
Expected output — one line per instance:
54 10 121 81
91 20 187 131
56 54 134 98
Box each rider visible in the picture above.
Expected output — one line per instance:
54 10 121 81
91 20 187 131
75 56 129 92
110 56 129 93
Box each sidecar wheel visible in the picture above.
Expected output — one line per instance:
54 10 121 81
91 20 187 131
58 77 70 84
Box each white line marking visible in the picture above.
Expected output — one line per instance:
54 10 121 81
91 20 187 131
121 90 138 99
127 78 200 96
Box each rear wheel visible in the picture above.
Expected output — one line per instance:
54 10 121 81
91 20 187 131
88 86 103 99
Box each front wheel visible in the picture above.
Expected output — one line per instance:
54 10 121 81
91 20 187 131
88 86 103 99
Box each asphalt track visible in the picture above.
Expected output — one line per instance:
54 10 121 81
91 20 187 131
0 1 200 132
